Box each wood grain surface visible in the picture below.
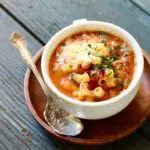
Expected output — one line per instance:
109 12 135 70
1 0 150 50
0 0 150 149
131 0 150 15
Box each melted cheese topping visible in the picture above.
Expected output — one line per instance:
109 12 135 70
58 42 110 70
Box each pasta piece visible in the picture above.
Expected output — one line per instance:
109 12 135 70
62 63 78 73
105 69 114 78
98 69 116 88
73 83 94 101
89 43 110 57
93 87 105 98
96 44 110 57
71 63 78 71
105 69 116 88
61 63 72 73
73 73 90 84
73 83 88 101
99 48 110 57
81 62 91 69
98 79 104 86
73 91 85 101
106 78 116 88
95 43 106 51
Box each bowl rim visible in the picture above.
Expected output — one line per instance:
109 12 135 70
41 20 144 107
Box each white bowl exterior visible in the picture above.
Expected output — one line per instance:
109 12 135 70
41 20 144 119
57 83 139 119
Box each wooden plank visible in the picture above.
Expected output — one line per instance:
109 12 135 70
1 0 150 51
0 9 59 150
130 0 150 15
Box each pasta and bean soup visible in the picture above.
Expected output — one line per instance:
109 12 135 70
49 31 135 102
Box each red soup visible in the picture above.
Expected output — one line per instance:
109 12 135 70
49 31 135 102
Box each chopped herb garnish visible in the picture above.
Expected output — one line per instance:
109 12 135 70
100 32 108 36
95 45 97 50
100 32 107 43
93 64 101 70
88 44 92 48
114 45 121 49
90 73 97 77
113 67 117 73
69 73 74 80
108 71 112 77
120 44 129 52
101 39 107 44
88 51 91 55
119 81 124 90
109 55 119 61
93 56 117 72
108 47 114 51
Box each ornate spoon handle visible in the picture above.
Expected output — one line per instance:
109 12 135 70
10 32 49 96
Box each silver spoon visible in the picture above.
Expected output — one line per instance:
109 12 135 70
10 32 83 136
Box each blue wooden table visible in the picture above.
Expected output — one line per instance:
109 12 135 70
0 0 150 149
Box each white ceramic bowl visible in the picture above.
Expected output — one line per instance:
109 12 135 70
41 19 144 120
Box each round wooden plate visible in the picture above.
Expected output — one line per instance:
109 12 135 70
24 48 150 145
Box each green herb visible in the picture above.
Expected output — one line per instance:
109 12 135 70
114 45 121 49
100 32 107 43
90 73 97 77
93 64 101 70
97 55 106 60
88 51 91 55
108 47 114 51
101 39 107 43
100 32 108 36
113 67 117 73
109 55 119 61
93 56 117 71
120 44 129 52
108 71 112 77
88 44 92 48
119 80 124 90
95 45 97 50
69 73 74 80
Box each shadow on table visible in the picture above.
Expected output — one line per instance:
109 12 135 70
42 128 149 150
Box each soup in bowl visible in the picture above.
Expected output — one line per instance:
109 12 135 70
41 19 144 119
